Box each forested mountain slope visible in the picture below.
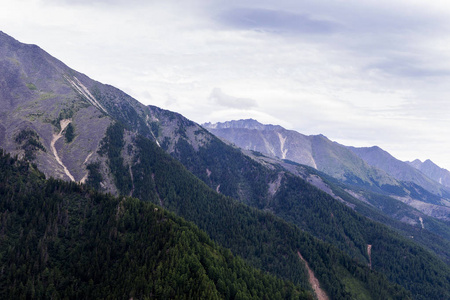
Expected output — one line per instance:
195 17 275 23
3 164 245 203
0 150 312 299
95 122 447 299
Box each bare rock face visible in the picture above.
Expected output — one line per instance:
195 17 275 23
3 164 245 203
0 32 219 195
0 31 125 192
348 146 450 197
203 119 398 187
0 32 110 183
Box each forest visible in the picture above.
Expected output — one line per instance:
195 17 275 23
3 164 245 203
0 150 311 299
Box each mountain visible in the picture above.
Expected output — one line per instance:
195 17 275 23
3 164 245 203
348 146 450 198
348 146 450 219
2 31 450 299
204 119 450 220
0 150 310 299
203 119 399 189
0 30 111 187
202 119 450 259
407 159 450 189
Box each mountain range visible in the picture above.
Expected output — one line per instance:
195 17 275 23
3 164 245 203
204 119 450 221
407 158 450 188
1 31 450 299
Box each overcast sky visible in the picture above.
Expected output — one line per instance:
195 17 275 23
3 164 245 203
2 0 450 169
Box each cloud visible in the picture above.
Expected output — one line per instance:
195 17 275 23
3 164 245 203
6 0 450 168
218 7 340 35
366 59 450 78
208 88 258 109
43 0 143 6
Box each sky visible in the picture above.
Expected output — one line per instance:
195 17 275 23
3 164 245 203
2 0 450 169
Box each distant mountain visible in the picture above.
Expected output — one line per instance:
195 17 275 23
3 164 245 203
204 119 450 221
2 31 450 299
203 119 398 188
407 159 450 188
348 146 450 197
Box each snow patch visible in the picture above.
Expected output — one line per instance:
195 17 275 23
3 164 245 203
145 114 161 147
83 152 93 165
261 134 276 157
65 75 107 114
277 132 288 159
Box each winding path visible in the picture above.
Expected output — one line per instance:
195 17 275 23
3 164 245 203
50 119 75 181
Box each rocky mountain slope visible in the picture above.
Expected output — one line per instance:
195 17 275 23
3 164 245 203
1 31 450 299
348 146 450 219
348 146 450 197
204 119 450 221
407 158 450 188
203 119 397 187
0 31 111 186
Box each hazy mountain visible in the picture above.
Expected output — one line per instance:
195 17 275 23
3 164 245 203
348 146 450 197
204 119 450 221
407 158 450 188
204 119 399 187
2 31 450 299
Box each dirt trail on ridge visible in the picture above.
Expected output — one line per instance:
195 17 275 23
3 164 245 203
50 119 75 181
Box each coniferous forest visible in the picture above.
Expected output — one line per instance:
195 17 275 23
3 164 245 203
0 150 312 299
99 122 447 300
93 122 419 299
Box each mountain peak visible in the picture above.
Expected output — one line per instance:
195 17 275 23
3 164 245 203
203 119 282 131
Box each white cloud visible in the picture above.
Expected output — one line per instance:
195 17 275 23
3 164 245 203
2 0 450 169
208 88 258 109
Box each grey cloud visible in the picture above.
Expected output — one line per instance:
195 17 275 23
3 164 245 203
209 88 258 109
218 7 340 35
367 60 450 78
44 0 145 6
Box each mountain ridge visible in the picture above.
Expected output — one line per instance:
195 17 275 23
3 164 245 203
2 31 450 299
407 158 450 188
204 119 450 220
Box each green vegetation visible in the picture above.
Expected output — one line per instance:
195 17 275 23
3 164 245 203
97 122 411 299
98 122 132 195
38 92 56 101
308 165 450 264
269 172 450 299
15 128 46 160
140 118 449 300
26 82 37 90
64 122 75 143
86 162 103 190
0 150 311 299
91 85 152 137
